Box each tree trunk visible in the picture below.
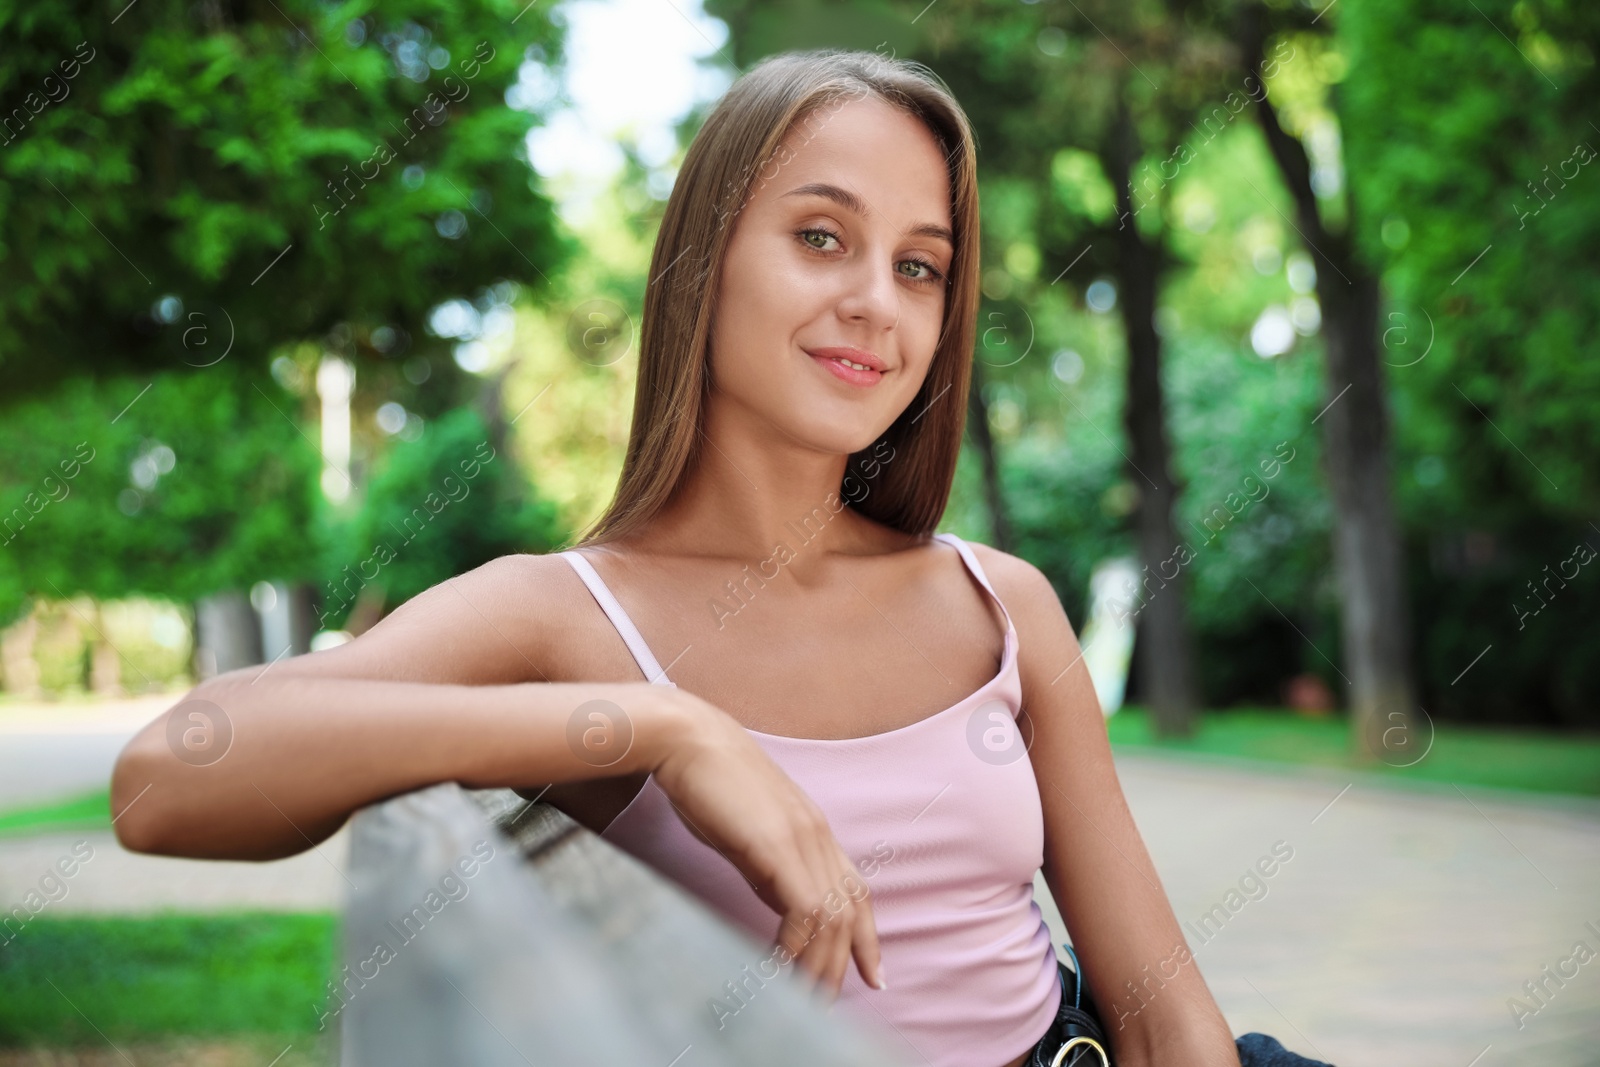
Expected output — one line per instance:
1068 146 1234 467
1106 94 1200 740
193 590 263 680
1241 5 1420 763
1318 266 1419 762
966 359 1013 552
288 581 319 651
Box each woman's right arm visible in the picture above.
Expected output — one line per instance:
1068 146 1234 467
111 671 690 860
110 554 652 860
109 554 884 995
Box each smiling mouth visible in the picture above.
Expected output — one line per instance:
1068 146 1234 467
807 350 886 388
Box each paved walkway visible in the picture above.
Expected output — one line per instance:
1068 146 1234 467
1103 752 1600 1067
0 826 352 916
2 698 1598 1066
0 693 177 809
0 693 353 915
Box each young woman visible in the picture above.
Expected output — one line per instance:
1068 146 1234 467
112 49 1331 1067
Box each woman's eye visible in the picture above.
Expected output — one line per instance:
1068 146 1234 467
797 226 841 251
795 227 946 287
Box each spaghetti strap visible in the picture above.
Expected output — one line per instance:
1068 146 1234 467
557 550 677 687
933 532 1017 637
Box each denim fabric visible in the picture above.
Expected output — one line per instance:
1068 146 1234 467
1234 1032 1333 1066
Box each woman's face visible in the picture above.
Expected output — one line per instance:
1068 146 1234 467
707 93 955 455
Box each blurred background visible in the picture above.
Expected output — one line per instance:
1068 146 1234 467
1 0 1597 1064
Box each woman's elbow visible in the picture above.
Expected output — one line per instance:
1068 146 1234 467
110 678 246 855
109 732 171 855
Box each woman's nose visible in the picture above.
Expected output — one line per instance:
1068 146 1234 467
834 245 902 331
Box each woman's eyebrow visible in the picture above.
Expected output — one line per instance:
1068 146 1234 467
780 181 954 246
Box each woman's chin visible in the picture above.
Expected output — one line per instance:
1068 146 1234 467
781 420 887 461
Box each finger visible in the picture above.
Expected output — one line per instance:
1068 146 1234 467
793 887 837 993
844 869 886 990
797 895 841 997
810 839 865 993
803 909 848 996
800 826 860 1000
805 860 852 1001
821 907 851 999
776 876 825 986
786 907 826 985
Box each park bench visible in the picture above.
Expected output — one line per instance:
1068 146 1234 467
339 781 917 1066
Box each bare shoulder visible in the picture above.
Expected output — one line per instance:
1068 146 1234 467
961 540 1071 630
382 550 583 629
960 539 1087 693
250 550 594 688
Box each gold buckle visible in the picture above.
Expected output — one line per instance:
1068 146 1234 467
1049 1036 1110 1067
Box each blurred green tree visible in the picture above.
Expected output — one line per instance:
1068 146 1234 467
0 0 575 675
900 0 1246 739
0 365 320 630
315 404 564 630
1340 0 1600 726
0 0 571 396
1215 1 1424 759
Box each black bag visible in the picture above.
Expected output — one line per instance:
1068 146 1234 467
1027 945 1113 1067
1025 948 1339 1067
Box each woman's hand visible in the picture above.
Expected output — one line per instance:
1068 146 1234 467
649 691 886 1000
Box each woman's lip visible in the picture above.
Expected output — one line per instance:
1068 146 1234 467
808 352 884 387
806 346 885 371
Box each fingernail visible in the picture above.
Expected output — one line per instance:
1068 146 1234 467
874 968 888 991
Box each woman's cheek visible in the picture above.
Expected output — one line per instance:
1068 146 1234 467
767 260 836 325
909 310 944 373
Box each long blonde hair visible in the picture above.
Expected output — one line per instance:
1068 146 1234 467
576 48 981 547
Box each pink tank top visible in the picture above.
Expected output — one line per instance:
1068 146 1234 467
558 532 1061 1067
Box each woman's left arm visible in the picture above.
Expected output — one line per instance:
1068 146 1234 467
977 547 1240 1067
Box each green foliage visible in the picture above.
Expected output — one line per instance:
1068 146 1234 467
1164 334 1337 699
909 5 1342 709
5 0 1589 728
0 0 571 395
0 913 337 1043
1342 0 1599 513
0 0 576 619
939 0 1600 724
988 321 1339 707
315 406 564 628
1050 149 1117 227
1000 431 1127 630
0 364 322 627
1341 0 1600 724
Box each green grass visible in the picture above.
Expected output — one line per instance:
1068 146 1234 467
1107 706 1600 796
0 788 111 839
0 913 338 1047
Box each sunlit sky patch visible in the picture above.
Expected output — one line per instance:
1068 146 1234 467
520 0 733 223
